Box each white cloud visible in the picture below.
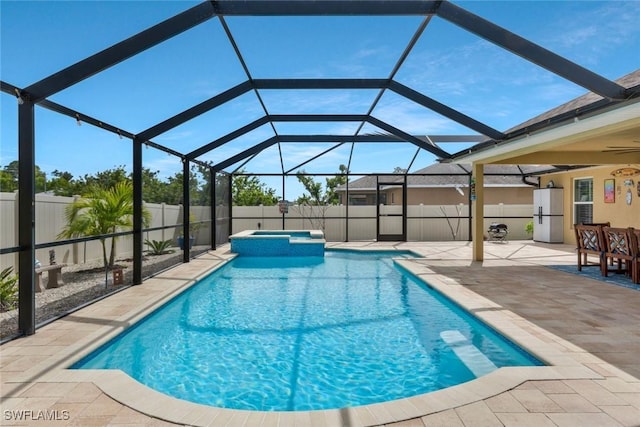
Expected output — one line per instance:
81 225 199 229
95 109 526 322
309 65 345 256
155 130 195 142
539 1 640 68
372 97 463 134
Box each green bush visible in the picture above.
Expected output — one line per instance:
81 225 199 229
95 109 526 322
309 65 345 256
525 220 534 236
0 267 19 311
145 239 174 256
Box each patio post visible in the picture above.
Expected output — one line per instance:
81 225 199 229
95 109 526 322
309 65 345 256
17 99 36 335
472 163 484 261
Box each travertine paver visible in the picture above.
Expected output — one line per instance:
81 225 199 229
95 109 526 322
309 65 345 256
545 412 625 427
420 409 465 427
563 380 628 406
494 412 558 427
599 405 640 427
454 401 503 426
546 393 601 413
484 393 527 413
1 242 640 426
509 389 564 413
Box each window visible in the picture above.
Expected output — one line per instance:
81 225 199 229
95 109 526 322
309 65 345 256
573 178 593 224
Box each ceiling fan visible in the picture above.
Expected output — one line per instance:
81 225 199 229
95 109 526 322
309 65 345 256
603 139 640 154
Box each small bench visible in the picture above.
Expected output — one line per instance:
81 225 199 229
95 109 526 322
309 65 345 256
35 264 66 292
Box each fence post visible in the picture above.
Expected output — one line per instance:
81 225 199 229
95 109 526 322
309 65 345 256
161 203 166 242
13 191 19 272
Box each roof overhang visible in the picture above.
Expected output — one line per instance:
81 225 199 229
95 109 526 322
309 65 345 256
449 99 640 165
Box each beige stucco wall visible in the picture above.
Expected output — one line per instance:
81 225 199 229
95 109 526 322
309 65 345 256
539 164 640 244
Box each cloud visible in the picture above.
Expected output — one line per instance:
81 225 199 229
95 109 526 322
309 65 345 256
155 130 195 142
142 155 184 179
372 96 464 134
261 90 375 115
539 1 640 67
280 143 350 171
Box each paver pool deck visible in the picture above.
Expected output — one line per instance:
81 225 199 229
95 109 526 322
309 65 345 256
1 241 639 426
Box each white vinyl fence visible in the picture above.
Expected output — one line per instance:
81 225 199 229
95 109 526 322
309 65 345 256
232 203 534 242
0 192 211 271
1 192 533 271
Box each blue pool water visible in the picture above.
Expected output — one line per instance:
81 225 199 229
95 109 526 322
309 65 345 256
73 250 542 411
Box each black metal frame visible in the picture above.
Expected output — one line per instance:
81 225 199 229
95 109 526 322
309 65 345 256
1 0 637 337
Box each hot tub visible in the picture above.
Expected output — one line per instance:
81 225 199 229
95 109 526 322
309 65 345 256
229 230 325 256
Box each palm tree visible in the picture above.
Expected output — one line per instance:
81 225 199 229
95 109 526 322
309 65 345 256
57 181 151 269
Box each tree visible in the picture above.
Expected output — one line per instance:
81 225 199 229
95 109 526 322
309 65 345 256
141 167 172 204
294 165 348 230
393 166 408 174
57 181 151 269
295 164 348 205
0 161 47 193
232 170 279 206
48 169 80 196
82 166 129 191
0 161 20 192
194 165 212 206
152 166 208 206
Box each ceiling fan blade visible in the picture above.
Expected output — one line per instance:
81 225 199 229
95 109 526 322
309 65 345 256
602 149 640 154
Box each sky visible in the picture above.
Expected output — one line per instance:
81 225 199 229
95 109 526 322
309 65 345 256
1 0 639 199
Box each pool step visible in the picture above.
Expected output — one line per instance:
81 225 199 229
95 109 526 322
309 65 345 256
440 330 497 377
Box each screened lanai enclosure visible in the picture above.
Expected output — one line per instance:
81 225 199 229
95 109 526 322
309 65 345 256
1 0 638 339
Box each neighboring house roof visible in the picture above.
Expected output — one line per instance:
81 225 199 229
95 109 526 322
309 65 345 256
336 163 552 191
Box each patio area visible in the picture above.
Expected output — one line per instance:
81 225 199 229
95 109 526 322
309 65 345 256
1 241 639 427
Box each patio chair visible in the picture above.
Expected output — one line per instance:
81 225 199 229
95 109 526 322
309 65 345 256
487 223 508 242
580 222 610 227
629 228 640 284
581 222 613 266
602 226 634 278
574 224 606 275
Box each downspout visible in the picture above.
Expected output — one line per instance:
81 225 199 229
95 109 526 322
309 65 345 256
522 175 540 188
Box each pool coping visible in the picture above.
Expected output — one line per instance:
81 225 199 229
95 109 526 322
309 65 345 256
8 247 607 426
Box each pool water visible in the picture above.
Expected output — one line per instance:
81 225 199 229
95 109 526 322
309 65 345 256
74 250 542 411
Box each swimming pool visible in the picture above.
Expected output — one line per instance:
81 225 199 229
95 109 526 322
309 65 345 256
73 250 542 411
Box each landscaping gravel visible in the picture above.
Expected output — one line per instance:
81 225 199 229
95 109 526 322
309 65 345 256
0 246 209 340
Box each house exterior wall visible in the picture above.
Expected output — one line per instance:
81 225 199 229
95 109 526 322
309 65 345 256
538 164 640 244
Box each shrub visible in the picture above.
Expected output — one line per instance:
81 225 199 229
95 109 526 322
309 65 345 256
145 239 174 256
0 267 19 311
525 220 534 236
